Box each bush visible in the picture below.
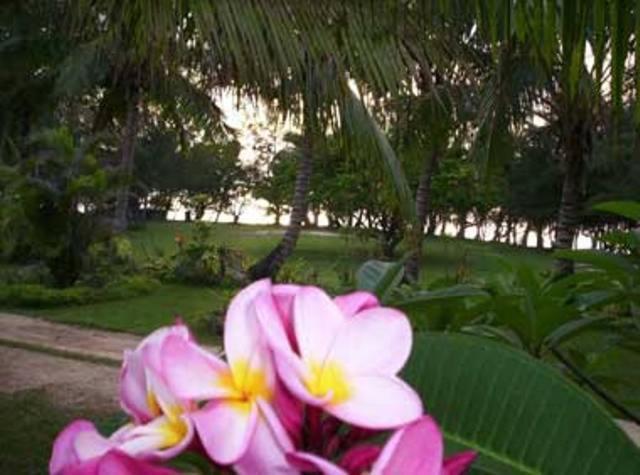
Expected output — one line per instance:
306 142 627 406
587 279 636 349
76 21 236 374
148 223 249 286
277 258 319 285
0 275 159 308
0 263 53 286
78 236 138 287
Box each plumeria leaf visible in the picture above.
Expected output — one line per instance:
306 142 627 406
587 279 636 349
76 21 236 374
402 333 640 474
356 259 405 302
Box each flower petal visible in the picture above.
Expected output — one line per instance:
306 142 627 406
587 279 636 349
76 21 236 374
119 350 153 423
161 334 234 400
117 414 194 461
372 416 443 475
141 323 192 374
340 444 382 473
96 450 179 474
224 279 272 366
329 375 422 429
334 291 379 317
287 452 347 475
272 284 300 346
443 451 477 475
329 307 412 375
234 414 298 475
50 420 108 475
192 399 258 465
63 450 180 475
272 347 331 406
293 286 345 364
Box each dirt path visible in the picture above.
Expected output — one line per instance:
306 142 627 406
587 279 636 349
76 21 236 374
0 346 120 413
0 312 142 363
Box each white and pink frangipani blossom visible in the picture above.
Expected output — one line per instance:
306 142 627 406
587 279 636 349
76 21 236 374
160 280 296 473
49 420 179 475
115 323 196 461
256 285 422 430
50 324 196 474
290 415 477 475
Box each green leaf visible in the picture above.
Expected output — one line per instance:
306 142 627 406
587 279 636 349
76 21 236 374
592 201 640 221
402 333 640 474
355 259 404 301
553 249 636 282
392 285 488 309
545 316 614 348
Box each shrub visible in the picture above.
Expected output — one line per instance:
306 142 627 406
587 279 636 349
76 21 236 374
277 258 318 285
79 236 138 287
0 275 159 308
150 223 249 286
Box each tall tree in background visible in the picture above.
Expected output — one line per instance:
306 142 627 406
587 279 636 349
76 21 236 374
449 0 640 275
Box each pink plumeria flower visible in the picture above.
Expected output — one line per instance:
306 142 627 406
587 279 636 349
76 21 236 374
160 280 296 472
271 285 380 350
49 420 178 475
115 324 196 460
290 415 477 475
257 285 422 429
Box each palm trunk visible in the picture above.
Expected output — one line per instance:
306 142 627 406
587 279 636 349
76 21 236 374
114 94 140 232
554 131 586 275
250 124 314 279
405 151 439 282
535 222 544 250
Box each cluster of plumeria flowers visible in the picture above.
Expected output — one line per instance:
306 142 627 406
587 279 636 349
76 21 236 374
50 280 476 474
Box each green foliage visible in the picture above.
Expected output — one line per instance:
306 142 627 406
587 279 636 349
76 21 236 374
0 127 115 287
79 236 138 287
146 223 249 287
252 148 296 225
355 259 405 302
0 275 159 308
277 258 319 286
403 333 640 474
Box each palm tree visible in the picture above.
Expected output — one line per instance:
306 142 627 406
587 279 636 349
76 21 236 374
438 1 640 275
66 1 420 267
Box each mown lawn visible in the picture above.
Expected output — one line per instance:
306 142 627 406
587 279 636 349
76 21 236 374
129 221 553 286
0 390 121 474
1 222 553 341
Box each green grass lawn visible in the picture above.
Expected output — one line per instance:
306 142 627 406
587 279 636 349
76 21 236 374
1 221 553 341
129 221 552 285
0 390 121 474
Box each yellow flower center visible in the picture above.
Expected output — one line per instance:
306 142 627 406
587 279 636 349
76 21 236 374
146 391 162 418
218 359 272 413
158 414 188 448
306 360 351 404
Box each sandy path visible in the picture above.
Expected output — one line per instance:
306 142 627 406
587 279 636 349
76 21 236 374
0 313 142 363
0 346 120 413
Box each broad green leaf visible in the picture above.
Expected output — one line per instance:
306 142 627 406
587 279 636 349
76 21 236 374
545 316 614 348
392 285 488 307
554 249 636 282
355 259 404 301
403 333 640 474
592 201 640 221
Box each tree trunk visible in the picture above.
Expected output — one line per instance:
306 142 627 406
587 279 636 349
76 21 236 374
535 222 544 250
554 129 586 275
426 212 437 235
250 123 314 279
456 217 465 239
405 151 439 282
114 93 140 233
439 219 447 236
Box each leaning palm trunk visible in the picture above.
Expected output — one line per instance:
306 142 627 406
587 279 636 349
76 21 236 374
114 96 140 232
405 151 439 282
554 126 587 275
250 126 314 279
